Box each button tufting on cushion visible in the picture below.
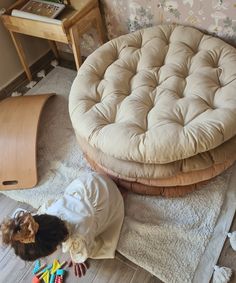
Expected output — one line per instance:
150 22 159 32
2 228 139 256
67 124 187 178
70 24 236 169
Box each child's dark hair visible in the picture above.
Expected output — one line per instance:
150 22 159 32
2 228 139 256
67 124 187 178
0 211 69 261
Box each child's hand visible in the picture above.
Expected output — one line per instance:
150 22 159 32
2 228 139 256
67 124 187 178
68 260 89 278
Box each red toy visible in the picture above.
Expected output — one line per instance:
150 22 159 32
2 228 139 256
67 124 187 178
32 275 40 283
55 269 65 283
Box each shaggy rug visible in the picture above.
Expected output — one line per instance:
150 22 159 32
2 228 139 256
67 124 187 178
1 66 236 283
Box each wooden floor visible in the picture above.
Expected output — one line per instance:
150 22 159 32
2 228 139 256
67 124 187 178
0 193 162 283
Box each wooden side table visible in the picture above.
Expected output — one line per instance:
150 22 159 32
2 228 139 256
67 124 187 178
1 0 106 81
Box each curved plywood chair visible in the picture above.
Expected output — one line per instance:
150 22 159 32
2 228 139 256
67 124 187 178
0 94 54 190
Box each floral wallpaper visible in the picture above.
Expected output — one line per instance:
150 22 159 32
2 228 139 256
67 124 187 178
100 0 236 43
80 0 236 56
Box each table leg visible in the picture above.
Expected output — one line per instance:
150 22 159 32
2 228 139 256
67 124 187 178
9 31 32 81
69 26 82 70
48 40 59 59
68 6 106 70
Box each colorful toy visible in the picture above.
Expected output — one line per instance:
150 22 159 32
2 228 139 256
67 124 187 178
55 269 65 283
51 260 61 274
37 264 53 276
49 273 56 283
35 264 48 276
32 260 67 283
40 270 50 283
33 260 41 274
32 275 40 283
58 261 67 270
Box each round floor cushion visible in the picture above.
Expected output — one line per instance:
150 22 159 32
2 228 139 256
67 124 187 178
69 24 236 195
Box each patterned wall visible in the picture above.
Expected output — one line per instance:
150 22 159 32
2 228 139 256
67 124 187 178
80 0 236 56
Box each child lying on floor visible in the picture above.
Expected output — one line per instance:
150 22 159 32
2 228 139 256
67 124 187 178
0 172 124 278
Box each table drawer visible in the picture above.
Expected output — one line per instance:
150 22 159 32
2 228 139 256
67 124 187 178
1 14 68 43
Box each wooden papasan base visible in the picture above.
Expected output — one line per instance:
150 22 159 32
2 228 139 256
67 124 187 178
85 154 234 197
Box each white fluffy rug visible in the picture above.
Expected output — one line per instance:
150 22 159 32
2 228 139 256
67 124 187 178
2 67 236 283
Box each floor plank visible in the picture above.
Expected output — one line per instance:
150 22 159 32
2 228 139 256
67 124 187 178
131 267 163 283
0 248 32 282
92 257 136 283
116 252 138 270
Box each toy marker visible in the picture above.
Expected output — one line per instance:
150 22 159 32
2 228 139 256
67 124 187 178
35 263 47 276
37 264 52 276
33 260 41 274
49 273 56 283
40 270 50 283
51 259 61 274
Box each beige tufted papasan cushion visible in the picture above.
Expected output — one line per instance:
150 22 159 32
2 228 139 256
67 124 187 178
69 24 236 195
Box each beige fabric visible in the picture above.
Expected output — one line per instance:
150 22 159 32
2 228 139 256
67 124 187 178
70 24 236 165
77 133 236 179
